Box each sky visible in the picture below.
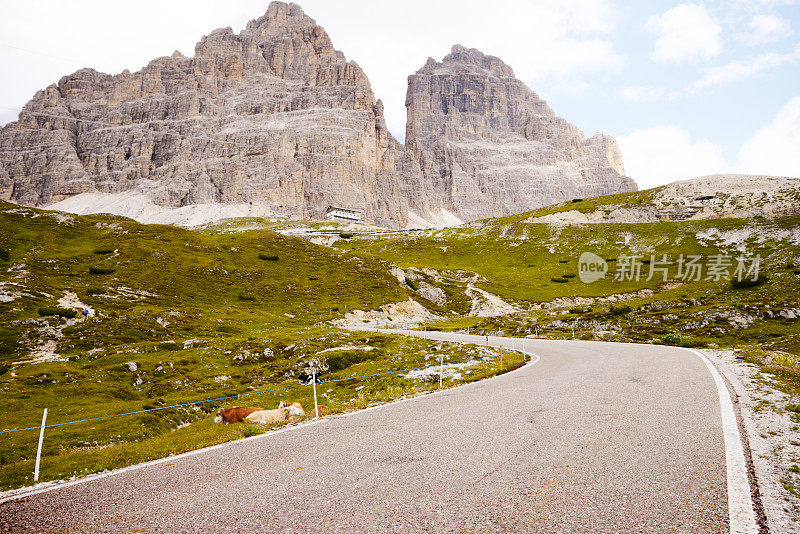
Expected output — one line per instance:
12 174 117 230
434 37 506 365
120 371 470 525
0 0 798 189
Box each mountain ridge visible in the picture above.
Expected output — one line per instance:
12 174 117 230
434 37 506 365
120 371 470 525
0 2 636 228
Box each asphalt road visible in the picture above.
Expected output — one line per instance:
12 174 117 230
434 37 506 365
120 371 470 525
1 336 738 533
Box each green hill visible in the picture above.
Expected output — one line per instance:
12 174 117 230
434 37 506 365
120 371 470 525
0 202 518 490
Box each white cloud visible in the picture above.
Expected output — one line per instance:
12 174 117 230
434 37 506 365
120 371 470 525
686 43 800 92
619 85 673 102
738 96 800 176
732 0 797 8
622 44 800 100
618 98 800 188
646 3 723 63
738 14 792 46
617 125 726 188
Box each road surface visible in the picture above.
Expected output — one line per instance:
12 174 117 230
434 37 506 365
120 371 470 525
0 336 754 533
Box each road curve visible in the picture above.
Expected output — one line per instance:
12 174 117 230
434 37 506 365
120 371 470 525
1 337 749 533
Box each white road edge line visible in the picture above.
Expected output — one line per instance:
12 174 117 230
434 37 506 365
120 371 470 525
686 348 758 534
0 334 539 505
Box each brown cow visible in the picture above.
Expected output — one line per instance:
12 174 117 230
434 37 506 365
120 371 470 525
214 406 263 424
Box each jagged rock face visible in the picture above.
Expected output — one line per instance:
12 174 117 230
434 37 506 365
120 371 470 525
0 6 636 228
404 45 637 221
0 2 413 227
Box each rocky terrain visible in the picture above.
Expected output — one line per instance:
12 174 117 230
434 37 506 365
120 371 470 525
404 45 637 222
526 174 800 224
0 2 420 228
0 3 637 228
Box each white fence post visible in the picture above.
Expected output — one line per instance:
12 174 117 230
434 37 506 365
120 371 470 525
438 355 444 388
312 372 319 419
34 408 47 483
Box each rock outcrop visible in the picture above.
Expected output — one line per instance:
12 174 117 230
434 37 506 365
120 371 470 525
526 175 800 224
404 45 637 221
0 5 637 228
0 2 417 227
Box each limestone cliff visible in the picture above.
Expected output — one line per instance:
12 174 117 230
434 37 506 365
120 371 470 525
404 45 637 221
0 2 414 227
0 6 636 228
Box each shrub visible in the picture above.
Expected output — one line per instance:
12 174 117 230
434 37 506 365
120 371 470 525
243 425 266 437
327 350 373 372
794 269 800 276
338 232 354 239
93 248 114 255
258 254 279 261
89 267 116 275
562 274 576 279
38 307 78 319
158 342 181 351
404 278 419 291
238 294 256 302
656 333 705 348
85 287 104 296
660 333 685 346
787 262 797 269
550 277 569 283
0 248 9 262
572 198 583 203
731 274 768 289
569 307 591 314
0 363 10 376
608 304 632 316
558 259 570 264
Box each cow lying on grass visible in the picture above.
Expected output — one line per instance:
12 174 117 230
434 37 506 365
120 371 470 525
278 401 305 417
215 402 308 425
214 406 264 424
245 407 290 424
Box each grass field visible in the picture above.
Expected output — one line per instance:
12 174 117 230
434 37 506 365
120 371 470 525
2 195 799 491
0 202 531 490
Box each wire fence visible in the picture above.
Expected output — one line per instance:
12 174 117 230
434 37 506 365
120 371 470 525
1 332 530 435
0 330 532 487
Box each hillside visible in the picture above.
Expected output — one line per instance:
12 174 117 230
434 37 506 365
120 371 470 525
0 201 520 490
334 209 800 354
505 174 800 224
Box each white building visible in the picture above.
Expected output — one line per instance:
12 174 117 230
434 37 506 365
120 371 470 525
325 206 362 223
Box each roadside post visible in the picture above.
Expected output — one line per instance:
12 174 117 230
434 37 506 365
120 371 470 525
438 353 444 388
306 358 321 419
312 372 319 419
34 408 47 482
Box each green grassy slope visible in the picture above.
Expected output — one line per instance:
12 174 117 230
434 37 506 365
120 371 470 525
485 187 665 224
335 215 800 354
0 202 523 490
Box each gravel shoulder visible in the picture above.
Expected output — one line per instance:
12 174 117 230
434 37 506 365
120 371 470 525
705 349 800 533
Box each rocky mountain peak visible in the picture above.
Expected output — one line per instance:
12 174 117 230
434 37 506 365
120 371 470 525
404 46 636 221
439 44 516 78
1 2 636 229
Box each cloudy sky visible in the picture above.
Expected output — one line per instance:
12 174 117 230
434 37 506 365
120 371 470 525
1 0 798 189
